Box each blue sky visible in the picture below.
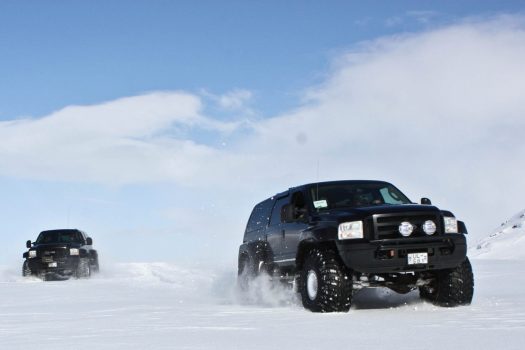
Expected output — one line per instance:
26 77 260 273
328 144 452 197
1 1 525 266
1 0 523 118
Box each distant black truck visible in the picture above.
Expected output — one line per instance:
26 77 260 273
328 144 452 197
23 229 99 280
238 180 474 312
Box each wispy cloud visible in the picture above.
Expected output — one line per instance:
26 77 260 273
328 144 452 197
0 92 240 184
385 16 404 27
406 10 441 24
217 89 253 111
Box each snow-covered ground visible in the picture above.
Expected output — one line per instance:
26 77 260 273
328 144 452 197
1 259 524 349
2 213 525 349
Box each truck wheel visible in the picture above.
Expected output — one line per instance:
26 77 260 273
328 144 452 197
91 258 100 273
419 284 437 302
238 254 256 291
419 257 474 306
22 261 32 277
76 259 91 279
300 248 352 312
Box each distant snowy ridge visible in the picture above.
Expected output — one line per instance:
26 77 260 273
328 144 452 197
471 209 525 260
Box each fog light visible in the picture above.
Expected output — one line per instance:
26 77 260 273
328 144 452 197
398 221 414 237
423 220 437 235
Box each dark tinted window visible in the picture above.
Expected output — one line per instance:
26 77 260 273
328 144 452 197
36 230 84 244
310 182 411 210
269 196 289 226
291 191 308 220
246 199 274 232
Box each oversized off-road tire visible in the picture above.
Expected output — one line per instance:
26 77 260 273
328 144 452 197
91 258 100 273
237 254 256 291
419 284 436 302
75 259 91 279
299 248 352 312
22 261 32 277
419 257 474 307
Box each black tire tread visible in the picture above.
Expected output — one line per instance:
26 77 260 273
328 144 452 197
237 254 256 291
22 261 31 277
76 259 91 279
300 248 352 313
91 258 100 273
421 257 474 307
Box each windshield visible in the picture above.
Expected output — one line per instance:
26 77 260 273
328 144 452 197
35 230 84 244
310 182 412 210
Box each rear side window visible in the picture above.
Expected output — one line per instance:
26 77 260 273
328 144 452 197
246 198 274 232
269 196 289 226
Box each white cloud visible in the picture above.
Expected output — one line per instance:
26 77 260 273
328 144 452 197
1 16 525 238
217 89 253 110
0 92 239 184
242 17 525 235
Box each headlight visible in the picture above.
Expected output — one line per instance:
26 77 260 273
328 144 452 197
69 248 80 256
28 250 37 258
444 217 458 233
422 220 437 235
338 221 363 240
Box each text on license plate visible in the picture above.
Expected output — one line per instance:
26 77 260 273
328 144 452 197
407 252 428 265
48 262 58 268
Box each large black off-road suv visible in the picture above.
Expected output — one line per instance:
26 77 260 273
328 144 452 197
23 229 99 280
238 180 474 312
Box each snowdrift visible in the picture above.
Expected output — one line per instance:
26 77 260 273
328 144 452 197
471 209 525 260
0 261 233 300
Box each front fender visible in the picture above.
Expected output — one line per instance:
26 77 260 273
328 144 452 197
299 222 338 243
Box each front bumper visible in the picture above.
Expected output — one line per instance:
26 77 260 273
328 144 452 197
26 256 81 276
336 235 467 273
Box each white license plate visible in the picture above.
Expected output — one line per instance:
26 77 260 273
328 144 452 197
407 252 428 265
48 262 58 268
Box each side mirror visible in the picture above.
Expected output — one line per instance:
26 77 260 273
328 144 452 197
26 240 32 249
86 237 93 245
280 204 295 223
421 197 432 205
458 221 468 234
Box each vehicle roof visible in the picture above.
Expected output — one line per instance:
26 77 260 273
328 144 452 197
297 180 392 189
39 229 83 235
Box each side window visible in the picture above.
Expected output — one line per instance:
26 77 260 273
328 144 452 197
246 199 273 232
291 191 307 220
269 196 289 226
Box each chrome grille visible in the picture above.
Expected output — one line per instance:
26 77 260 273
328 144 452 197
42 256 54 263
40 247 68 259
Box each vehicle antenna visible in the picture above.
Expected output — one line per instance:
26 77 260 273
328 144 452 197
67 205 70 228
316 159 320 202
